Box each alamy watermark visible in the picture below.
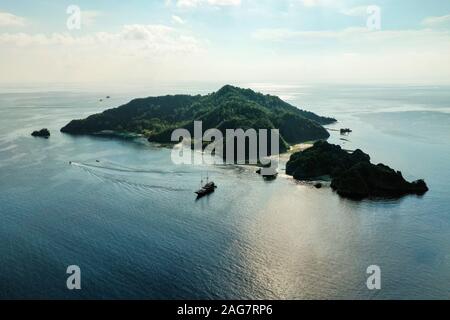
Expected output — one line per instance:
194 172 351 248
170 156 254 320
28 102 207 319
66 265 81 290
66 5 81 30
367 5 382 31
366 265 381 290
170 121 279 175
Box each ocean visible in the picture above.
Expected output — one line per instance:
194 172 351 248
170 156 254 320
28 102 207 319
0 83 449 299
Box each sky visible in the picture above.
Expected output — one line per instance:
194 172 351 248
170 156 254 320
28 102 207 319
0 0 450 85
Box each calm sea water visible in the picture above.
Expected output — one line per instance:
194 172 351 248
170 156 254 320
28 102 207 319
0 83 449 299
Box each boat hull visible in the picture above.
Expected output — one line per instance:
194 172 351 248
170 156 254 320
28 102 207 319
195 183 217 199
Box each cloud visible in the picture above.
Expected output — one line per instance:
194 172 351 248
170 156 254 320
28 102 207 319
0 23 207 83
0 24 204 54
167 0 241 8
340 6 369 17
298 1 374 18
252 27 450 48
422 14 450 29
172 15 185 24
81 10 103 27
119 24 203 53
1 5 449 85
298 0 342 8
0 11 27 27
207 0 241 5
251 26 450 83
252 27 375 42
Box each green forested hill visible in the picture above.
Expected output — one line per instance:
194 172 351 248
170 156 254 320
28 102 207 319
61 85 336 148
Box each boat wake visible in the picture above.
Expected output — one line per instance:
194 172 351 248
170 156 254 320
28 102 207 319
69 161 190 193
69 160 189 175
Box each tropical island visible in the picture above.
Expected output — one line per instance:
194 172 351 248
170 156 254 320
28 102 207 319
286 141 429 199
61 85 336 152
61 85 428 200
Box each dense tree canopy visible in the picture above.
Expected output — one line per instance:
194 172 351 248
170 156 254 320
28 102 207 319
61 85 336 147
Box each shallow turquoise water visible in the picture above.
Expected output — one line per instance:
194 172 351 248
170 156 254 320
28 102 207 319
0 84 449 299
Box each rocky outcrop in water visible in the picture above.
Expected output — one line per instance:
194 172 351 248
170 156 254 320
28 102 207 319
31 128 50 138
286 141 428 199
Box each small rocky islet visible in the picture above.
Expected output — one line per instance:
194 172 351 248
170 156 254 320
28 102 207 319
286 141 428 199
31 128 50 138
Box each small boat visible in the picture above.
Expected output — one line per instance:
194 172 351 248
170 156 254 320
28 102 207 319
195 174 217 198
263 172 278 180
257 167 278 180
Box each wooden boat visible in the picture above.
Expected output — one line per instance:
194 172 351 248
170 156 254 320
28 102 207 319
195 175 217 198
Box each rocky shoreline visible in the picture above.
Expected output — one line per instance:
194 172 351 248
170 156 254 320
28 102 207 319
286 141 428 199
